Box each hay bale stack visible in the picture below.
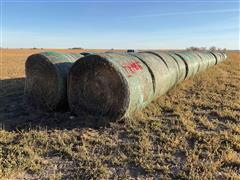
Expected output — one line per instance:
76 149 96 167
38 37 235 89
25 51 83 111
68 50 227 121
68 51 185 120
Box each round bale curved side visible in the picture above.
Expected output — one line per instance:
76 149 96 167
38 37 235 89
127 52 171 98
218 52 226 62
166 51 187 83
210 52 223 64
141 51 180 89
222 52 228 60
173 51 201 79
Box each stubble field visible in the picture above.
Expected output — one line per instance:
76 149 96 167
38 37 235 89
0 49 239 179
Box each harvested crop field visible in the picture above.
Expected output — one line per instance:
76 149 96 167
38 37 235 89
0 49 239 179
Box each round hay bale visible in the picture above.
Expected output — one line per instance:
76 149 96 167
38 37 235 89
127 52 170 98
68 52 154 120
210 52 223 64
222 52 228 60
141 51 180 90
166 51 187 82
205 52 217 66
173 51 201 79
25 51 83 111
193 51 211 71
215 52 226 62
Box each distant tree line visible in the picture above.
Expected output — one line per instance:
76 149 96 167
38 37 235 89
186 46 227 52
69 47 83 50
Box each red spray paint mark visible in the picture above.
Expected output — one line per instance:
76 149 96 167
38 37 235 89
122 61 143 77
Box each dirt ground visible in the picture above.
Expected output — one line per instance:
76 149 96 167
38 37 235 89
0 49 239 179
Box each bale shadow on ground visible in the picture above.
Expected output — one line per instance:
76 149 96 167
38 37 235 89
0 77 106 131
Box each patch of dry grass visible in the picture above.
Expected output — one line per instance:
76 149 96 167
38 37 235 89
0 50 239 179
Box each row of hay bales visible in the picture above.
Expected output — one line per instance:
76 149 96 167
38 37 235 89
25 50 227 121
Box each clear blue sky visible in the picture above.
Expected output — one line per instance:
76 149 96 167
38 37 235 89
1 0 239 49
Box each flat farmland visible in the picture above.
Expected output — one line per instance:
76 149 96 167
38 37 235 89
0 49 239 179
